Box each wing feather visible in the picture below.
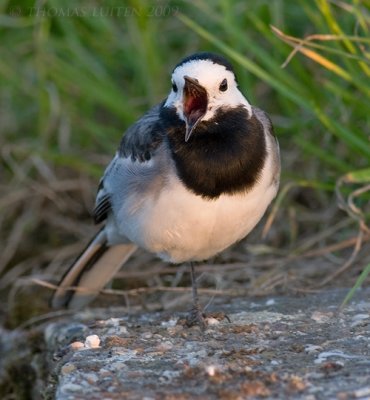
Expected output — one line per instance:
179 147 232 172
93 194 111 224
119 103 164 161
93 102 165 224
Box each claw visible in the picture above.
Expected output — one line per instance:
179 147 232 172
186 305 207 330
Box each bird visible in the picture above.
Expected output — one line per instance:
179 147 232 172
51 52 280 328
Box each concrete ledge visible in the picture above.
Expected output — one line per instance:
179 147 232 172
42 289 370 399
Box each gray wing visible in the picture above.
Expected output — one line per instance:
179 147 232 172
93 103 165 224
252 106 280 187
118 103 165 162
252 106 276 138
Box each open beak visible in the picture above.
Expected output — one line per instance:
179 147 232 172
183 76 208 142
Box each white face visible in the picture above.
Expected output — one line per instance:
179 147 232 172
164 59 252 122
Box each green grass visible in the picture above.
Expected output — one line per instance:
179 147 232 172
1 0 369 177
0 0 369 294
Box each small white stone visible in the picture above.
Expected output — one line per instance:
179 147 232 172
304 344 323 354
161 317 178 328
205 365 217 376
61 383 84 393
141 332 153 339
265 298 276 306
84 334 100 348
206 317 220 326
70 341 85 350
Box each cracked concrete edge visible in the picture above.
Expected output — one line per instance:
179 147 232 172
41 288 370 400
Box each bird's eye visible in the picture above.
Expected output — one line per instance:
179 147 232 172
219 78 228 92
172 82 178 93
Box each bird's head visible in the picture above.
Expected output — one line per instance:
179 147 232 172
164 52 251 142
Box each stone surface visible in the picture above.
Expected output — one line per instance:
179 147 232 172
41 288 370 400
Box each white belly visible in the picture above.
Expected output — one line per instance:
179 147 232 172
114 158 278 263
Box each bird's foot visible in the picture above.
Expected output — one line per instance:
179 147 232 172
186 305 207 330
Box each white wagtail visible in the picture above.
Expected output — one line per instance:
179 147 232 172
51 52 280 327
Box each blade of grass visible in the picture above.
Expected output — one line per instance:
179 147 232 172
293 135 352 172
342 168 370 184
316 0 370 76
315 107 370 159
341 261 370 307
272 26 370 95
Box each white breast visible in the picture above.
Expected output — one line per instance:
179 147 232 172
111 145 279 263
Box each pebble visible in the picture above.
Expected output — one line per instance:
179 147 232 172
266 298 276 306
310 311 333 323
205 365 217 376
206 317 220 326
61 363 76 375
350 313 369 328
141 332 153 339
70 341 85 350
304 344 323 354
60 383 84 393
85 335 100 348
160 318 178 328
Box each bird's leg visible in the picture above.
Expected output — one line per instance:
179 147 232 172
186 262 207 330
